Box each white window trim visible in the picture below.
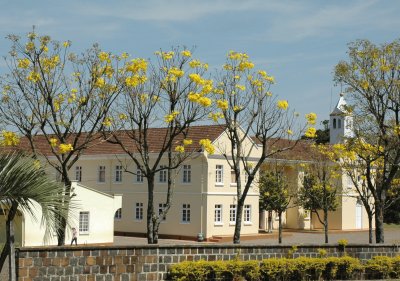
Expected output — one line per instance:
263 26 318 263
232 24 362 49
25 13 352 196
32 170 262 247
243 205 252 225
182 165 192 184
181 204 191 224
158 203 167 222
135 168 144 184
75 166 82 182
215 165 224 186
114 165 123 184
214 204 223 226
135 203 144 221
229 204 236 226
98 166 106 184
79 211 90 235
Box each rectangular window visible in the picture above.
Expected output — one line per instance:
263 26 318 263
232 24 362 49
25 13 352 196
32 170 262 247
75 166 82 182
159 165 167 183
158 203 167 221
183 165 191 183
115 165 123 182
182 204 191 223
135 202 143 220
214 204 222 224
114 208 122 220
79 211 89 234
244 205 251 223
98 166 106 183
136 166 144 183
230 204 236 224
231 169 237 184
216 165 224 184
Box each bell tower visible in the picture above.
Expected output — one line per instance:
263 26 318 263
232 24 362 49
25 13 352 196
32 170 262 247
329 93 353 144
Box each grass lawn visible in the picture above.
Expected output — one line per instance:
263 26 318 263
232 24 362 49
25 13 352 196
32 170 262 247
384 223 400 229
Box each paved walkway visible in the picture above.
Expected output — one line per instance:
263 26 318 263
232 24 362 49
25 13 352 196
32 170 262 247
113 228 400 246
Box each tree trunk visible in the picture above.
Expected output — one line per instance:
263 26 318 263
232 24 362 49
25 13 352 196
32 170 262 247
0 203 18 274
268 211 273 233
7 203 18 281
146 175 157 244
368 213 373 244
57 177 72 246
375 201 385 243
233 201 244 244
324 210 328 244
278 212 283 244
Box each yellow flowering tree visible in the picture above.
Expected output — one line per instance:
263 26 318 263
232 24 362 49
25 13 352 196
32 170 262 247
298 144 340 244
334 39 400 243
104 48 211 244
0 31 127 245
211 51 312 243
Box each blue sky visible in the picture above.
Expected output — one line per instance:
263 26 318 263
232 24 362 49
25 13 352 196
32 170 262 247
1 0 399 127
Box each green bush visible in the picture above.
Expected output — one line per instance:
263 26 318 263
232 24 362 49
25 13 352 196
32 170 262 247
168 255 399 281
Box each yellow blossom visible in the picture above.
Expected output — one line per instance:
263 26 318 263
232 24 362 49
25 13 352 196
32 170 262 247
0 131 20 146
58 143 73 154
98 52 109 62
102 117 113 127
27 72 41 83
277 100 289 110
235 84 246 91
188 92 200 102
94 77 106 88
161 51 174 60
33 160 41 169
233 105 243 112
360 80 369 90
164 111 180 123
183 139 193 146
188 73 203 84
304 127 317 138
181 50 192 57
209 112 224 122
152 96 160 103
175 145 185 153
25 42 35 52
306 113 317 125
199 139 215 155
49 138 58 147
238 61 254 71
189 60 201 68
63 41 70 48
126 58 147 73
287 129 293 135
198 97 212 107
17 58 30 69
120 52 129 59
140 94 148 103
119 113 128 120
168 67 184 78
217 99 228 111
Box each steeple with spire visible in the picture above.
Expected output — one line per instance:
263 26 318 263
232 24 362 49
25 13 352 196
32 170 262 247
329 93 354 144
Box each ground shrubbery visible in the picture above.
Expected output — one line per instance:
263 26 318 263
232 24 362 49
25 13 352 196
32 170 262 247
169 255 400 280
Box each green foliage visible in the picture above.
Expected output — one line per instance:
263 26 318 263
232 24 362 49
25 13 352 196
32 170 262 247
259 168 291 214
169 256 365 281
364 256 395 279
317 248 327 258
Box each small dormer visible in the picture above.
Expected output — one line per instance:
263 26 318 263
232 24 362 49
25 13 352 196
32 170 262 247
329 93 353 144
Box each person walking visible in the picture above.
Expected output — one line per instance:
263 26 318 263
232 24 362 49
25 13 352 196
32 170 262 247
71 227 78 246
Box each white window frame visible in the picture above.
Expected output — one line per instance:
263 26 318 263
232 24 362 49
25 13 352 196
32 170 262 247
135 202 143 221
244 204 252 224
229 204 236 225
136 166 144 183
79 211 90 234
183 165 191 183
75 166 82 182
159 165 167 183
115 165 123 183
230 169 237 186
215 165 224 186
114 208 122 220
214 204 223 225
158 203 167 221
181 204 191 223
98 165 106 183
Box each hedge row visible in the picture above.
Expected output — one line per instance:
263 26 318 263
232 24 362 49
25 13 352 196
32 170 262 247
168 256 400 281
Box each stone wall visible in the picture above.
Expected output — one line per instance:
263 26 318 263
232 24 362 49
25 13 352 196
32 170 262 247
16 244 400 281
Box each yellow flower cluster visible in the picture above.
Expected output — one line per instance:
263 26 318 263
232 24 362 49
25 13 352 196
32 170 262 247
0 131 20 146
188 59 208 69
165 67 184 82
17 58 30 69
304 127 317 138
228 51 249 60
238 60 254 71
102 117 113 127
25 42 35 52
63 41 70 48
59 143 73 154
360 80 369 90
217 99 228 111
41 56 60 72
187 92 212 107
287 129 293 135
306 113 317 125
258 70 275 83
164 111 180 123
181 50 192 57
209 112 224 122
277 100 289 110
49 138 58 147
175 145 185 153
183 139 193 146
126 58 148 73
235 84 246 91
94 77 106 88
119 113 128 120
199 139 215 155
155 51 174 60
98 52 110 62
233 105 243 112
27 71 41 83
125 75 147 87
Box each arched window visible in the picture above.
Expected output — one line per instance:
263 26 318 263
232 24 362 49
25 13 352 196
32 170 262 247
114 208 122 220
338 119 341 129
333 118 336 129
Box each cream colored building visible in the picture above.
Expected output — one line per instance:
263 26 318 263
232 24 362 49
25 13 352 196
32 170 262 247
0 182 122 246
